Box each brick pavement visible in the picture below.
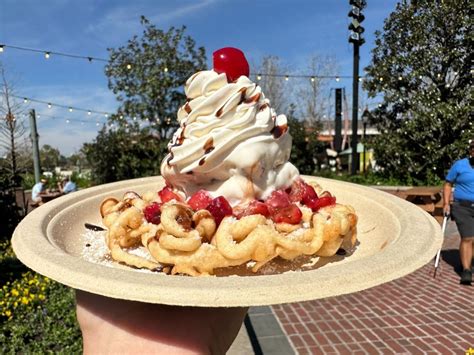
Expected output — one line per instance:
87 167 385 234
269 219 474 354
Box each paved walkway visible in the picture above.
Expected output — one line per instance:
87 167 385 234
240 219 474 354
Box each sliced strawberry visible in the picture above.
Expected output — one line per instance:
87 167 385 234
271 204 302 224
206 196 233 226
305 195 336 212
238 200 270 218
288 178 306 202
143 202 162 224
302 184 318 207
187 189 213 211
265 190 291 214
158 186 183 203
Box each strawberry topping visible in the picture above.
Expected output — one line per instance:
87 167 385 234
271 204 303 224
143 202 162 225
237 200 270 218
305 195 336 212
206 196 233 226
264 190 291 214
187 189 213 211
158 186 183 203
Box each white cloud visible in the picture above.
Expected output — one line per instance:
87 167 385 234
85 0 219 44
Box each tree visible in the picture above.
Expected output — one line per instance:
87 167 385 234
253 56 290 114
363 0 472 184
0 65 28 186
82 124 166 184
40 144 62 171
105 16 207 141
296 54 338 125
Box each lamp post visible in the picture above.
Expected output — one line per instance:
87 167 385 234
348 0 366 175
361 106 370 174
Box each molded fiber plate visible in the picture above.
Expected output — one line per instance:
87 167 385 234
12 176 442 307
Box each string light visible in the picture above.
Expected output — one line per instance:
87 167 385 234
12 94 114 116
66 119 70 123
2 43 359 80
0 43 108 62
398 76 402 81
311 76 315 82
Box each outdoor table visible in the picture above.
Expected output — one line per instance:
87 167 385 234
41 192 63 203
402 186 444 223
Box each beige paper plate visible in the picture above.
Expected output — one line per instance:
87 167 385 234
12 176 442 307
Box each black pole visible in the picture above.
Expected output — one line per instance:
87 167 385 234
363 121 367 174
29 109 41 183
334 88 343 152
351 43 360 175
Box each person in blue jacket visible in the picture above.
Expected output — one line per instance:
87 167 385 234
443 139 474 285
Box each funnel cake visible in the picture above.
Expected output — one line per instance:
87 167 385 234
98 48 358 276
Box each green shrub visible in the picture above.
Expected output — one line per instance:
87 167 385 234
0 241 82 353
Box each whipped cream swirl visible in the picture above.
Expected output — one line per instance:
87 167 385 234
160 70 299 205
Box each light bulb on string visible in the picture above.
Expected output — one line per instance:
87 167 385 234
96 122 100 126
164 67 168 73
66 119 70 123
105 113 108 118
88 111 91 115
257 74 262 80
0 45 4 53
87 57 93 63
44 52 50 59
23 98 28 103
285 75 289 81
69 107 73 112
335 76 340 82
126 64 132 70
398 76 402 81
47 103 52 108
311 76 315 82
379 77 383 82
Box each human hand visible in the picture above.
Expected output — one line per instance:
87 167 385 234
75 290 248 355
443 204 450 217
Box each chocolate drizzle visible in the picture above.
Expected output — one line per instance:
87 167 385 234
244 92 261 104
271 124 288 139
166 152 174 166
216 106 224 118
203 137 214 154
184 102 192 114
199 157 206 166
258 103 269 112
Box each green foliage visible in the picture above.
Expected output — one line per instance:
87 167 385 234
40 144 67 172
71 171 92 189
287 105 325 175
105 16 207 137
0 241 82 353
363 0 472 184
82 124 168 184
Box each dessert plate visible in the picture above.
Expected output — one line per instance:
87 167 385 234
12 176 442 307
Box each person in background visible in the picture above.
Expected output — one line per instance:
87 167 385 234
31 177 48 205
443 139 474 285
59 176 77 194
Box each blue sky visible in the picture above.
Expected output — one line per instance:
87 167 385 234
0 0 399 155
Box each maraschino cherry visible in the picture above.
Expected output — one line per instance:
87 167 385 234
213 47 250 82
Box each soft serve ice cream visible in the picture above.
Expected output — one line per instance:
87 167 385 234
161 47 299 205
